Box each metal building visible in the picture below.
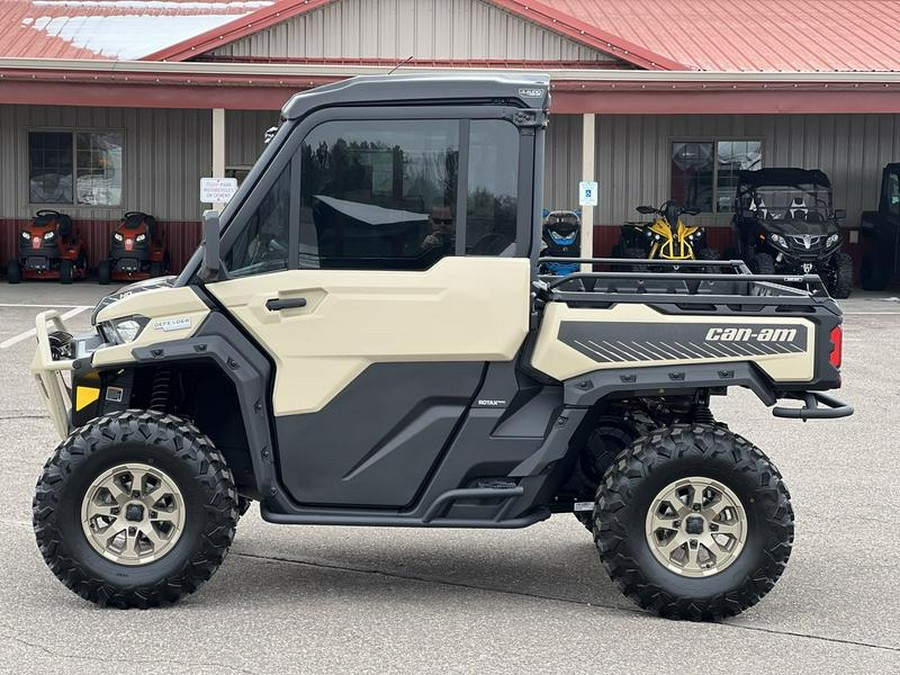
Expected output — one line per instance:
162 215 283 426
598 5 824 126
1 0 900 269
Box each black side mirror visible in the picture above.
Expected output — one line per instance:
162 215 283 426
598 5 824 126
199 209 221 282
834 209 847 219
636 205 656 215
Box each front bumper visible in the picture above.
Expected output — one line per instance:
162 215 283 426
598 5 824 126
31 310 75 439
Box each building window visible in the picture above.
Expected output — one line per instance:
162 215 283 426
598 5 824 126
29 130 123 206
671 140 762 213
226 166 253 187
298 119 459 270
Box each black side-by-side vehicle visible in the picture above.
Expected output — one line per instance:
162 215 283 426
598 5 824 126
732 168 853 298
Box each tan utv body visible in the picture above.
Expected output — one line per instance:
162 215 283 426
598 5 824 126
30 74 851 620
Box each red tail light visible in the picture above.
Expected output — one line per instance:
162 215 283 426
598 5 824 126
829 325 843 369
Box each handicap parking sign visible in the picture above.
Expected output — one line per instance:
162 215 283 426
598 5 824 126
579 181 598 207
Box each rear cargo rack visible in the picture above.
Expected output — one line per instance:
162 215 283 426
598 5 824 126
535 257 831 309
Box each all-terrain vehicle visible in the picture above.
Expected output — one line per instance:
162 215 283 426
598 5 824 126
7 210 87 284
732 168 853 298
538 209 581 275
30 75 852 621
612 201 719 263
98 211 168 285
859 162 900 290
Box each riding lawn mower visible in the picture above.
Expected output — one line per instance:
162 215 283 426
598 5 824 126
6 210 87 284
98 211 169 285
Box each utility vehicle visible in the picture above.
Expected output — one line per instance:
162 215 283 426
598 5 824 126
98 211 168 285
859 162 900 290
31 74 852 621
612 201 719 263
732 168 853 298
7 210 87 284
538 209 580 275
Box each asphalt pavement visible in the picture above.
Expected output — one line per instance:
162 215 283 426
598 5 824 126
0 283 898 674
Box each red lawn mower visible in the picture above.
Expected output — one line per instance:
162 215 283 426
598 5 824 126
98 211 168 285
7 210 87 284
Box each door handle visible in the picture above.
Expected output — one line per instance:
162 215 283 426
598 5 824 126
266 297 307 311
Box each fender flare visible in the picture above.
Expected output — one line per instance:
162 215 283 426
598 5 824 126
130 312 277 499
562 362 778 408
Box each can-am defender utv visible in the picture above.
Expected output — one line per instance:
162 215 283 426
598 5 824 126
7 210 87 284
613 200 719 263
732 168 853 298
98 211 168 285
31 75 852 621
538 209 580 275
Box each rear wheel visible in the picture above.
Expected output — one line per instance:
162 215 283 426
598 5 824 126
98 259 111 285
6 260 21 284
59 260 74 285
827 252 854 299
753 251 776 276
149 260 164 277
594 424 793 620
33 410 238 608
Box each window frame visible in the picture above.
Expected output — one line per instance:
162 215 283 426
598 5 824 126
26 126 126 209
219 104 533 277
668 136 765 214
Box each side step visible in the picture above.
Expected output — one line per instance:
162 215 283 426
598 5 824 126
261 485 549 528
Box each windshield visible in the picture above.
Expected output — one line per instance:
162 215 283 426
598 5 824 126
742 184 831 221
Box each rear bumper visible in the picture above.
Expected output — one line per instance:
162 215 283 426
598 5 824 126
772 391 853 419
30 310 75 439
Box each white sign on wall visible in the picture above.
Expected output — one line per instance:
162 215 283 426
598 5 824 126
578 181 598 207
200 177 238 204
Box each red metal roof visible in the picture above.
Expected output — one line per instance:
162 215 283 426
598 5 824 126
550 0 900 72
0 0 265 59
142 0 685 69
2 0 900 72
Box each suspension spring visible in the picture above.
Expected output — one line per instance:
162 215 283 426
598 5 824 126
692 405 715 425
149 368 172 412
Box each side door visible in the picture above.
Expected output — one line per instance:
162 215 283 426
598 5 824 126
207 108 535 508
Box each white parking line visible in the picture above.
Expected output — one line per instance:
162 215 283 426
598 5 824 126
0 303 88 309
0 306 90 349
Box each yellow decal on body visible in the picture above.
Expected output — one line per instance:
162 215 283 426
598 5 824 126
75 386 100 411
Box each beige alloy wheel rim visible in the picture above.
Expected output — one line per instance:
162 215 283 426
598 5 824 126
80 463 185 566
645 476 747 578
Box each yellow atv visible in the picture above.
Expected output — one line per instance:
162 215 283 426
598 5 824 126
615 200 719 264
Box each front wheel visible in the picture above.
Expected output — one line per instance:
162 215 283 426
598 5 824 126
6 259 21 284
860 252 890 291
594 424 793 620
33 410 239 608
97 259 111 285
59 259 74 284
753 251 776 276
827 252 854 299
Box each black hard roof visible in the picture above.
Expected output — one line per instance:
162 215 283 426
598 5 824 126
282 73 551 120
738 167 832 189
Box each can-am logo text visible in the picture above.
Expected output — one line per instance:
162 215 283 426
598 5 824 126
705 327 797 342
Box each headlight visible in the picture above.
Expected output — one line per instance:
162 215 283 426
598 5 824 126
826 233 840 247
21 230 29 239
770 233 788 248
43 231 55 240
136 233 147 242
114 232 124 241
102 316 148 344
